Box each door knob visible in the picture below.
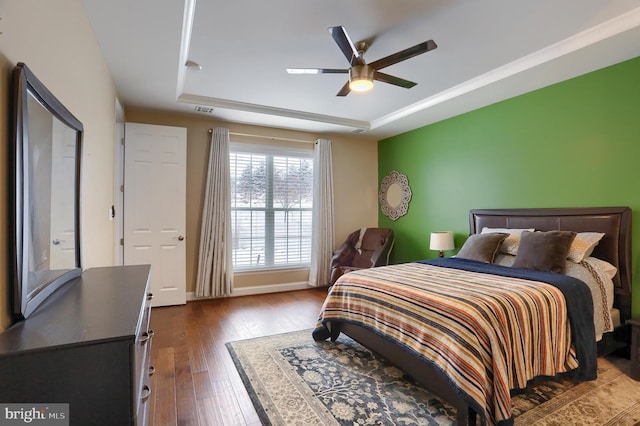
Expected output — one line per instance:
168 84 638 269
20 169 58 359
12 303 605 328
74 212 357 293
178 236 184 241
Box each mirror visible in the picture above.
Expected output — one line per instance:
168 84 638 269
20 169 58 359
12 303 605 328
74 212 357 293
12 63 83 319
379 170 412 221
385 183 403 208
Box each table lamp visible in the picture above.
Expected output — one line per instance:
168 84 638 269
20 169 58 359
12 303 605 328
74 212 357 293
430 231 454 257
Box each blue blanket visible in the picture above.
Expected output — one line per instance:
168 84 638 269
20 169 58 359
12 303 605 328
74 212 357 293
419 257 597 381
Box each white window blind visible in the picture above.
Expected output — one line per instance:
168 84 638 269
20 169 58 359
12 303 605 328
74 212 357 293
230 143 313 271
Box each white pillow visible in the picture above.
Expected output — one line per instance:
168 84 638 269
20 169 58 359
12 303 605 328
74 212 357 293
582 256 617 280
567 232 605 263
481 227 535 255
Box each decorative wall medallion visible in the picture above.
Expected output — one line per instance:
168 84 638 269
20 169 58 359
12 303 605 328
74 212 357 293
379 170 412 221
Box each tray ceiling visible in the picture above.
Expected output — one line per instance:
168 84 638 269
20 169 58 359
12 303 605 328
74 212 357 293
82 0 640 138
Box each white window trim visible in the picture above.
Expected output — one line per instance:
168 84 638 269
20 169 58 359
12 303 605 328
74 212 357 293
230 142 313 272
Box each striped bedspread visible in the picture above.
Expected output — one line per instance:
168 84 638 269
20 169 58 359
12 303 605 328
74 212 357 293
314 259 597 426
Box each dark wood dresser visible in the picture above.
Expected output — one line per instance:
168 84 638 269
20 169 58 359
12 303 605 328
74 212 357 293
0 265 153 425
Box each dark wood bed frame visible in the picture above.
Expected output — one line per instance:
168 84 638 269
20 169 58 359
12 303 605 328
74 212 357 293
332 207 632 425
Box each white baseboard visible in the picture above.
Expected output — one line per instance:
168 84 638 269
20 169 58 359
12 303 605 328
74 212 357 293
187 281 312 301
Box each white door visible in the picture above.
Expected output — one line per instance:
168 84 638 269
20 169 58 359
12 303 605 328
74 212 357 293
124 123 187 307
113 99 125 265
49 119 77 269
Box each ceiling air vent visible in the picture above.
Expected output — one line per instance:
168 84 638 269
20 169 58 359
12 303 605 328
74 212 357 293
194 105 214 114
352 129 367 134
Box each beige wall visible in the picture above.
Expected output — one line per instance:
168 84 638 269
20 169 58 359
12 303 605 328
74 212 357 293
0 1 377 327
125 108 379 294
0 0 119 330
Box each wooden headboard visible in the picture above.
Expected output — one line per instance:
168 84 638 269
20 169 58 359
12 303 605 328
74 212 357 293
469 207 632 323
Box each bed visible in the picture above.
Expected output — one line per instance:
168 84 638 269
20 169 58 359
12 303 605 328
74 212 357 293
313 207 632 426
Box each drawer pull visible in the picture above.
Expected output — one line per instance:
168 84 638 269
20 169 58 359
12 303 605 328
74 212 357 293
141 385 151 402
140 330 155 344
149 365 156 377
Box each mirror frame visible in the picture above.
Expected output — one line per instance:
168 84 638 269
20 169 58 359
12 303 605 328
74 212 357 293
378 170 412 221
11 62 83 319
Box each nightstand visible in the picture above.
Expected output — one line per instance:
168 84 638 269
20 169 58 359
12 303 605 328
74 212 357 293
626 318 640 380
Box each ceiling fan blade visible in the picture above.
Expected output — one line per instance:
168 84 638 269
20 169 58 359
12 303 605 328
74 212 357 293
328 26 365 66
374 71 417 88
336 81 351 97
286 68 348 74
369 40 437 70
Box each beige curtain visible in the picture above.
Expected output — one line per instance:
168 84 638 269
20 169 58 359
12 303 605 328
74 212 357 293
196 128 233 297
308 138 335 287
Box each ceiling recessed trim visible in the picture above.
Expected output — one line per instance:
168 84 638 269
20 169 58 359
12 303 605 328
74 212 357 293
177 93 371 130
175 0 197 99
371 6 640 130
178 6 640 134
85 1 640 139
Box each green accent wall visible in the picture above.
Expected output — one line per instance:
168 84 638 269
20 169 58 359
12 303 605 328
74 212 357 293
378 55 640 316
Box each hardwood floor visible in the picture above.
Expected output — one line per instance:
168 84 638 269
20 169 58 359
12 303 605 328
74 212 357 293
147 288 328 426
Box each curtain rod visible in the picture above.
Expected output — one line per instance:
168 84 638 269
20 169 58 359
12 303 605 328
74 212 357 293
208 129 315 144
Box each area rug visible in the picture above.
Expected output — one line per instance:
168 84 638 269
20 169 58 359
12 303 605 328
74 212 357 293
226 329 640 425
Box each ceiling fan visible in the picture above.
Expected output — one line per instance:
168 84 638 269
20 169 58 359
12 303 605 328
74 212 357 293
286 26 437 96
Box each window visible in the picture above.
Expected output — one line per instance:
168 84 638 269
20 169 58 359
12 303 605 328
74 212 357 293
230 143 313 271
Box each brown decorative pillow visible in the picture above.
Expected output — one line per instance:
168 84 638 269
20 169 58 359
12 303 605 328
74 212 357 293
456 233 509 263
480 227 534 255
512 230 577 274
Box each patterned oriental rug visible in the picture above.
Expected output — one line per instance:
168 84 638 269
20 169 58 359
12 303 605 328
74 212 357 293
227 329 640 426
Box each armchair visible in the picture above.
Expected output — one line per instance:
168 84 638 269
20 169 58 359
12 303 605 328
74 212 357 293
330 228 395 285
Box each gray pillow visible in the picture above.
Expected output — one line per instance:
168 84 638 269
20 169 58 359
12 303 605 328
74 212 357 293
456 233 509 263
512 230 577 274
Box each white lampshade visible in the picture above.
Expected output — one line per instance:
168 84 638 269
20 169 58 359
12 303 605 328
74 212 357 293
430 231 455 251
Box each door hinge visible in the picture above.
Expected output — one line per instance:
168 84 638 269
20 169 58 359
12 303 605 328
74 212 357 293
120 238 124 246
120 184 124 192
121 137 125 146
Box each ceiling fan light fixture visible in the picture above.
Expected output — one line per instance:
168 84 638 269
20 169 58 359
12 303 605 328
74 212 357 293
349 65 374 92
